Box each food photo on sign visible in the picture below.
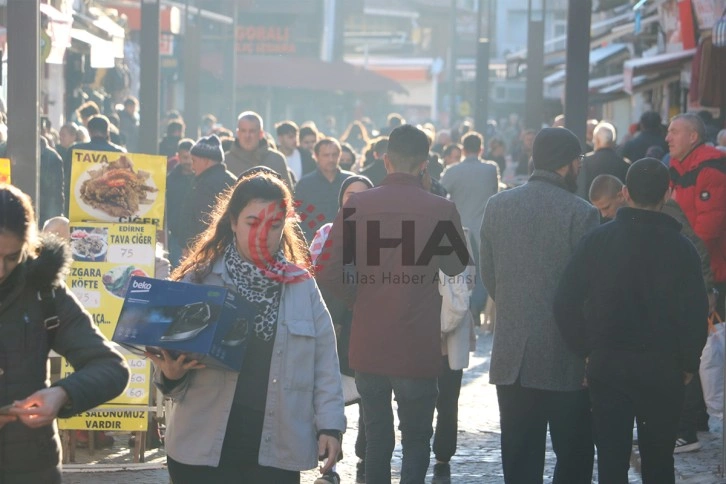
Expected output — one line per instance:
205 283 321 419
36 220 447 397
69 150 167 227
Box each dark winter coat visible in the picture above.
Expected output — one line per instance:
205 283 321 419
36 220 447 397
177 163 236 249
582 147 630 194
619 130 668 163
39 138 65 223
166 164 195 244
554 208 708 374
0 237 129 480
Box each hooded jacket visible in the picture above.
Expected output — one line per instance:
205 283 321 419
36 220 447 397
0 237 129 479
225 138 293 187
670 143 726 282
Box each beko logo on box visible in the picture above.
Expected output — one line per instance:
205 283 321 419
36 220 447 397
131 280 152 292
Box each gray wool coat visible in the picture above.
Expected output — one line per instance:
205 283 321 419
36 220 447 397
480 169 600 391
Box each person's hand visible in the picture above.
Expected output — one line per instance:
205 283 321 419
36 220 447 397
0 415 17 431
318 434 341 475
145 349 205 381
9 387 69 428
683 372 694 386
708 292 717 315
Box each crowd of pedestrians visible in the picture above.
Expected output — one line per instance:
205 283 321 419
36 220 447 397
2 100 726 484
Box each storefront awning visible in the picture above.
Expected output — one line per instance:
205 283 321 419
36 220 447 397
202 55 407 94
623 49 696 94
70 29 115 69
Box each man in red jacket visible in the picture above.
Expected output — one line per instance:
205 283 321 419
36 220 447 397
668 113 726 315
318 125 469 483
667 112 726 452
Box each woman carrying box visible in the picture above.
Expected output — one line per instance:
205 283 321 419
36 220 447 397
148 169 345 483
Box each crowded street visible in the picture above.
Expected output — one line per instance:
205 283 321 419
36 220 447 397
1 0 726 483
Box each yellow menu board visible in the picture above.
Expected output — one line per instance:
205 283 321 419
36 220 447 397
68 150 166 227
67 222 156 339
0 158 10 184
58 348 151 431
59 221 156 431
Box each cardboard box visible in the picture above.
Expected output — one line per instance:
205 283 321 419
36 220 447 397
112 276 254 371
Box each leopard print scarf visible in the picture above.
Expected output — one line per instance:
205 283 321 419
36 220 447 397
223 243 283 342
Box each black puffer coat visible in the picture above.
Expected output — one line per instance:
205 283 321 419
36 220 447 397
0 236 129 482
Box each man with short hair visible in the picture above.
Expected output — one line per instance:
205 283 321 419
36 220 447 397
72 115 126 154
380 113 405 136
76 101 101 127
177 135 236 250
167 138 196 266
299 125 319 153
582 121 630 194
275 120 316 182
480 127 598 483
225 111 292 187
159 120 185 159
294 138 354 241
318 125 468 484
620 111 668 163
441 131 499 321
118 96 140 152
554 159 708 483
666 113 726 451
442 143 462 168
667 113 726 316
589 174 716 302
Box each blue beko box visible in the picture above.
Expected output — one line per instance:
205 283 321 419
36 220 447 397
112 276 254 371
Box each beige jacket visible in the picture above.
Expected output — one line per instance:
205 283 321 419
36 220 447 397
224 139 293 187
154 257 346 470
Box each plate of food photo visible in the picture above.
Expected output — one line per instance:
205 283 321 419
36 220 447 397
70 229 109 262
102 265 149 299
74 155 158 221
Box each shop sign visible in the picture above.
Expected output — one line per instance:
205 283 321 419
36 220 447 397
58 221 156 432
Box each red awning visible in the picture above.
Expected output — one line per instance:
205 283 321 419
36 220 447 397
201 54 407 94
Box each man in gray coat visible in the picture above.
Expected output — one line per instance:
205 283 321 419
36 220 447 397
480 127 599 483
441 131 500 320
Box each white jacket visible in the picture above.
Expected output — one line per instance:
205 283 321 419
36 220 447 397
440 227 476 370
154 257 346 470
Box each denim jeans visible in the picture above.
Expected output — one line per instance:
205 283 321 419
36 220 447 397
355 372 438 484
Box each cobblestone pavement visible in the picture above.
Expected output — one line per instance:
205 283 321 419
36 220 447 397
65 330 726 483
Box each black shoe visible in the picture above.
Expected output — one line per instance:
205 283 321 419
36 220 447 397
356 460 365 483
314 471 340 484
432 462 451 483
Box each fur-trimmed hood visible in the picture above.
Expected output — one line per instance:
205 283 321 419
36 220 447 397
25 234 72 289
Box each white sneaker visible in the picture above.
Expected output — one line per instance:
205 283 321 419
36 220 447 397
674 437 701 454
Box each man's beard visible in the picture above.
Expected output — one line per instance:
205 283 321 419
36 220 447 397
564 164 578 193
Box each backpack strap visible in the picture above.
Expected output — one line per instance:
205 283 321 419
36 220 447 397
37 287 60 348
670 157 726 189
